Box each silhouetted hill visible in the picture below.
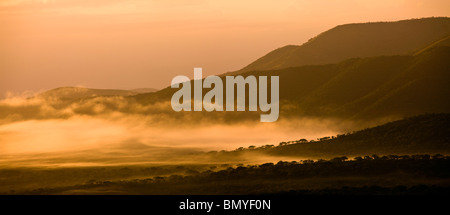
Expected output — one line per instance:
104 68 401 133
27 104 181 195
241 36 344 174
414 35 450 55
2 18 449 124
281 45 450 119
129 88 158 94
235 17 450 73
133 46 450 121
38 87 145 100
232 114 450 158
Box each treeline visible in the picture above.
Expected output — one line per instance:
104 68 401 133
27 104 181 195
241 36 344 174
17 154 450 195
185 154 450 181
216 114 450 158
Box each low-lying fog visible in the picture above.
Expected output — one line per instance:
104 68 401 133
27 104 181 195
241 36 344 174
0 94 380 167
0 115 348 167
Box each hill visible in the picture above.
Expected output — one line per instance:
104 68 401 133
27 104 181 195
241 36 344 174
2 18 449 124
38 87 148 100
235 17 450 73
218 113 450 159
129 88 158 94
133 46 450 121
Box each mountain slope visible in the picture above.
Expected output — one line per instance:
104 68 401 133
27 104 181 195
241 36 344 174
227 113 450 158
237 17 450 73
290 46 450 119
414 35 450 55
133 46 450 121
3 18 449 124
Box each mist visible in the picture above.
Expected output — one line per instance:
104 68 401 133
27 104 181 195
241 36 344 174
0 114 347 167
0 91 395 167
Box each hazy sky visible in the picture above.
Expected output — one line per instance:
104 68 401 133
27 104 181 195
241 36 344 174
1 0 449 95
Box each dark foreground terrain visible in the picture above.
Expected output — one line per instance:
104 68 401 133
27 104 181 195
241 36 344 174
1 114 449 195
4 155 449 195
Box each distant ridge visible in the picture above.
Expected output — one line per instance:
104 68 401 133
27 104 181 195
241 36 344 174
134 45 450 121
130 88 158 94
3 18 449 124
38 87 154 100
234 17 450 74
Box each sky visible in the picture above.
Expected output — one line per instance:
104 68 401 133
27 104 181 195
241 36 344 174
1 0 449 96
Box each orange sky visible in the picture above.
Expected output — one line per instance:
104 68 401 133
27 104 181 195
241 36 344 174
1 0 449 95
